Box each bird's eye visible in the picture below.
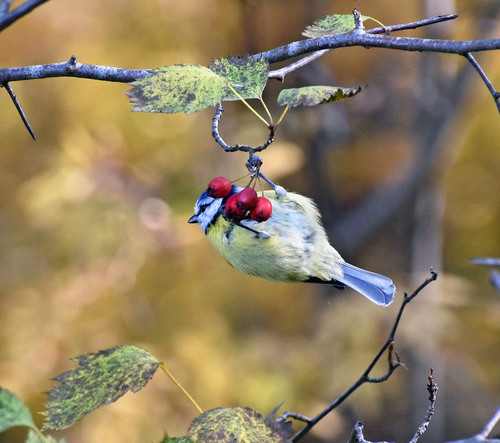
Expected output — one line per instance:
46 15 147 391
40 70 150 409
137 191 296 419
198 203 209 213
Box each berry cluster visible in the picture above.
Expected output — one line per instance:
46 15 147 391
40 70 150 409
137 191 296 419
207 177 272 222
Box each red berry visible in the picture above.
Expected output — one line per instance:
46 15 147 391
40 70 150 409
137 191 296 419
225 193 247 220
207 177 231 198
235 187 258 210
250 196 272 222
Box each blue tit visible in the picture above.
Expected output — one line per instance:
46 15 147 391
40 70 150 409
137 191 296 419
188 185 395 306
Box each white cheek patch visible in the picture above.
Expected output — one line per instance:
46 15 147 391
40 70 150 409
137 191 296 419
194 194 223 233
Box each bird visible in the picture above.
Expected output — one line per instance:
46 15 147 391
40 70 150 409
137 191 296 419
188 184 395 306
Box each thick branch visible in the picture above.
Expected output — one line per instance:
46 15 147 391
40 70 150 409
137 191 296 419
1 31 499 85
0 56 150 84
259 34 500 65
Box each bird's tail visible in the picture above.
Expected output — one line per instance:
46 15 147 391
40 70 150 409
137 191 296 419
338 263 395 306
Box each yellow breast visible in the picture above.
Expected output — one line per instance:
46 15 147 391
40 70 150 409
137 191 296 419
206 191 344 282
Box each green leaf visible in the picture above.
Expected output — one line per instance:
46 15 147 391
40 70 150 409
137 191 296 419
187 407 293 442
303 13 369 38
43 345 160 430
127 64 227 114
209 55 269 101
0 388 36 433
127 55 269 114
277 85 362 108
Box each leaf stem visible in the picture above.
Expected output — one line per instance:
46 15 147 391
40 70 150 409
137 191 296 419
31 427 52 443
227 83 269 126
274 106 289 128
159 363 203 414
259 96 273 124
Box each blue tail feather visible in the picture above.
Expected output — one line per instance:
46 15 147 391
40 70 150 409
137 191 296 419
338 263 395 306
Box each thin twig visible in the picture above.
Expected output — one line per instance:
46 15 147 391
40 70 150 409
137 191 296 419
290 269 439 441
366 14 458 35
408 369 439 443
352 9 365 33
2 82 36 139
211 103 274 153
0 0 50 32
0 0 13 15
275 411 312 425
269 14 459 81
479 406 500 439
464 53 500 113
269 50 329 81
347 371 439 443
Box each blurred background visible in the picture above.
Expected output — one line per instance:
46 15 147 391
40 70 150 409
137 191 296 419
0 0 499 442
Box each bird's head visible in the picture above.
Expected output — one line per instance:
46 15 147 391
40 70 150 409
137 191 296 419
188 185 242 233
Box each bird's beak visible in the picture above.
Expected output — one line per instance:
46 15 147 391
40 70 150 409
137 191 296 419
188 215 198 224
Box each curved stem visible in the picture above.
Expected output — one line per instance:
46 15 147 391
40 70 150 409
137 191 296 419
226 83 269 126
212 104 274 153
159 363 203 414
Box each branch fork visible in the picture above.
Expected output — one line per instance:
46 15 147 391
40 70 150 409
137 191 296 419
279 269 439 441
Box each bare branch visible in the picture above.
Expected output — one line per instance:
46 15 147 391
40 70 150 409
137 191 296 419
268 14 459 81
409 369 439 443
269 50 328 82
258 33 500 66
366 14 458 35
1 15 499 87
211 104 274 153
275 411 312 425
0 56 150 84
346 371 439 443
446 406 500 442
1 82 36 139
464 53 500 113
479 406 500 439
347 421 368 443
0 0 14 15
290 270 439 442
0 0 51 32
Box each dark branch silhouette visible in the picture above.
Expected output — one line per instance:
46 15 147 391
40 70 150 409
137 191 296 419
276 270 438 442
